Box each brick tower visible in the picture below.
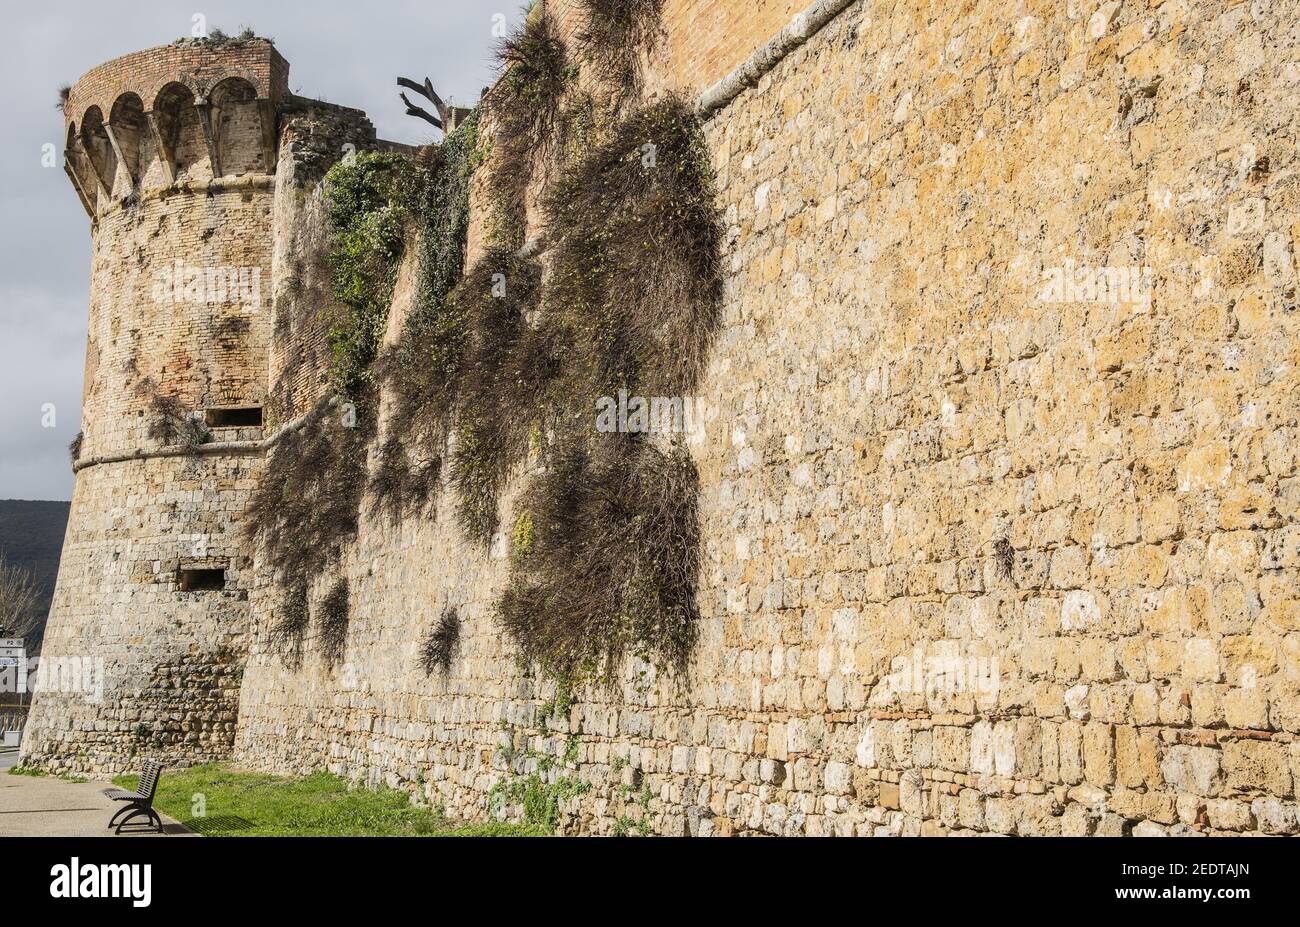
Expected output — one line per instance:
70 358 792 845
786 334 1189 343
20 39 288 773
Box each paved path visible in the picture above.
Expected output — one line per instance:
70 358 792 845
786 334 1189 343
0 767 193 836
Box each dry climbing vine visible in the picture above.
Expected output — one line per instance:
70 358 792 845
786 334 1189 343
246 5 716 690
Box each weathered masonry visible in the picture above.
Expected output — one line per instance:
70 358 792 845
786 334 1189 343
26 0 1300 836
22 37 384 773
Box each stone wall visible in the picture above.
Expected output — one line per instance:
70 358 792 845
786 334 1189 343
20 453 257 775
233 0 1300 835
63 38 287 125
548 0 803 96
31 0 1300 834
74 184 274 460
266 99 380 426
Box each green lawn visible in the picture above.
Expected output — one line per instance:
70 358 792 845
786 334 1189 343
112 763 545 837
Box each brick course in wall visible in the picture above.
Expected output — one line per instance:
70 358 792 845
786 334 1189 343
64 38 287 134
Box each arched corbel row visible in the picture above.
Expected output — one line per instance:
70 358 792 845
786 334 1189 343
104 93 147 192
74 133 111 204
64 148 96 218
145 110 177 185
193 96 222 180
101 123 133 190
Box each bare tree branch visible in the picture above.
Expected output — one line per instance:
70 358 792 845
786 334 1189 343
397 77 445 113
399 92 443 129
397 77 455 130
0 555 40 643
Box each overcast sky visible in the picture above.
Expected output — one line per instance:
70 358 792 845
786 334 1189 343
0 0 509 501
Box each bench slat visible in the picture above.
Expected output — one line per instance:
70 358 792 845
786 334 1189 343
134 760 163 801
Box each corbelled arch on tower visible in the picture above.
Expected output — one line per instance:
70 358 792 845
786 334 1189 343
209 76 265 176
63 121 96 216
151 82 204 183
106 92 146 189
77 106 116 200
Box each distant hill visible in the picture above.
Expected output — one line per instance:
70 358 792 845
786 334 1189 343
0 499 70 653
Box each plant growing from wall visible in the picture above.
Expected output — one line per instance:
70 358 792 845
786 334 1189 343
485 8 572 247
446 250 547 542
376 112 482 489
245 18 722 697
384 92 720 687
542 96 723 402
68 431 83 464
323 151 408 404
500 435 702 682
419 608 461 676
267 583 309 671
249 120 480 670
488 731 591 833
317 577 350 666
145 391 211 451
246 147 413 641
243 397 374 639
368 434 440 522
394 111 481 344
577 0 664 101
493 96 722 684
183 26 273 47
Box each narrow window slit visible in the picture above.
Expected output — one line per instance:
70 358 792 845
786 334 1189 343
178 568 226 592
205 407 262 428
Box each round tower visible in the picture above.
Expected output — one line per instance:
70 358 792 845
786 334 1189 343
21 38 289 774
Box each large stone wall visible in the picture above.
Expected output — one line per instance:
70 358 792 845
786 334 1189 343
548 0 802 96
75 184 274 460
266 99 380 425
232 0 1300 835
29 0 1300 835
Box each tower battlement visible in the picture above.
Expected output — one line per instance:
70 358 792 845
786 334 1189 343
64 38 288 218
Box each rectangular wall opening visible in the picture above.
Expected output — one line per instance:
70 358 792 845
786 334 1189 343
178 567 226 592
205 406 263 428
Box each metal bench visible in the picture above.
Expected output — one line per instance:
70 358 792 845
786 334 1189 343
102 759 164 834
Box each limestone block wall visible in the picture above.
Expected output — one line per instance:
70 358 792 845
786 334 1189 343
233 0 1300 836
547 0 802 97
23 185 274 773
75 187 274 460
20 453 258 775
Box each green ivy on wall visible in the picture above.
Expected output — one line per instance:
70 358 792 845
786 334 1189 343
323 150 408 403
